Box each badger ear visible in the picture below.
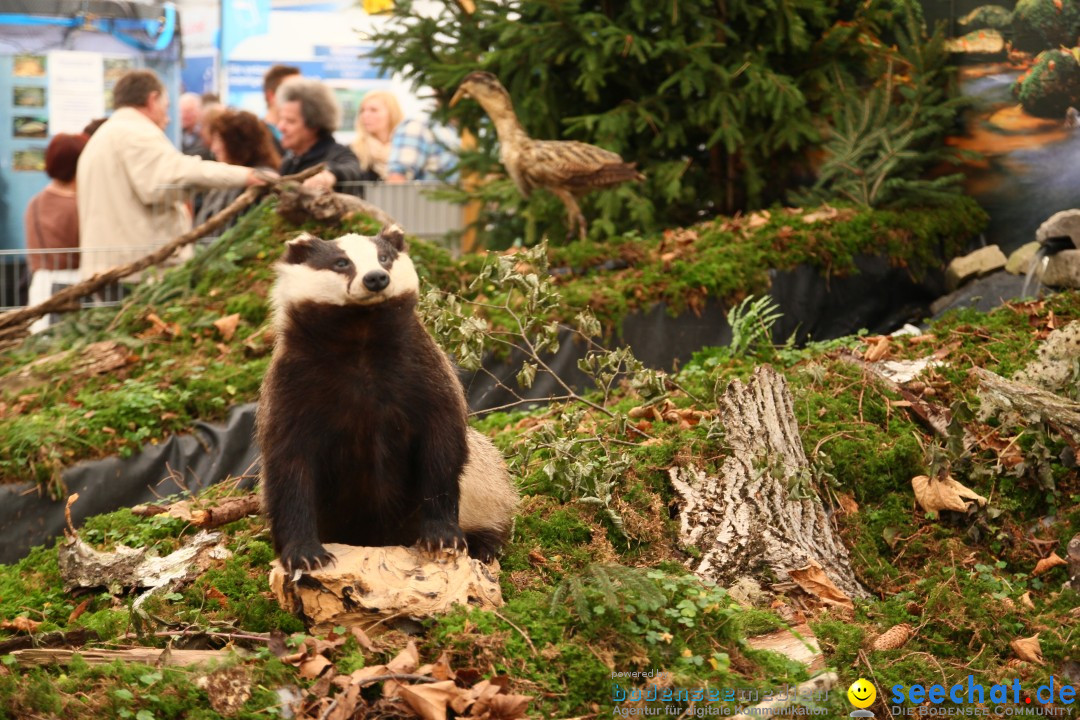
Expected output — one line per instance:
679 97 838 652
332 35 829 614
377 224 406 252
284 233 320 264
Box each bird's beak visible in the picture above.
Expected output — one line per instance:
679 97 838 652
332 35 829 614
449 86 469 108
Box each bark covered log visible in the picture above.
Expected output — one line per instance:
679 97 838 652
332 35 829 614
671 365 869 599
974 366 1080 442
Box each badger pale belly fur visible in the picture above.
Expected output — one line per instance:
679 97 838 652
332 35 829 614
257 226 518 574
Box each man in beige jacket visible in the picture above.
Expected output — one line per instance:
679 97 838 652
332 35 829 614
77 70 268 280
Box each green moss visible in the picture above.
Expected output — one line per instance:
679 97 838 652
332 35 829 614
1012 0 1080 52
1015 48 1080 118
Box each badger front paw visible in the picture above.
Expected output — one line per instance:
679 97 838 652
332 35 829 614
417 520 467 559
280 541 335 575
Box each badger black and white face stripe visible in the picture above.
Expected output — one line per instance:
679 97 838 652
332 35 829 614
271 226 419 314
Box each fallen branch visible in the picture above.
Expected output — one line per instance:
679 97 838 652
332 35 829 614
974 366 1080 442
8 647 246 668
0 165 325 347
132 495 262 529
0 628 98 655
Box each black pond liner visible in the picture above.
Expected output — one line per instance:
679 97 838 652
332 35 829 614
0 253 951 564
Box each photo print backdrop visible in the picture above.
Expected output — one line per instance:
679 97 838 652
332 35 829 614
928 0 1080 252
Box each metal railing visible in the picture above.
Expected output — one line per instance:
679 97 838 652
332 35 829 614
335 180 464 250
0 246 163 313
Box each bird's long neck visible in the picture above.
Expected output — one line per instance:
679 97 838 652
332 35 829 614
475 93 530 145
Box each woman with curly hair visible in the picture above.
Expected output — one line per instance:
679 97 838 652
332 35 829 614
276 76 366 194
195 108 281 229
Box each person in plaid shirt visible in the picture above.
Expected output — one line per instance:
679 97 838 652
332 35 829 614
386 117 459 183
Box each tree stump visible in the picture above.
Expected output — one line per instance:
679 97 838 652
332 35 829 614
671 365 869 599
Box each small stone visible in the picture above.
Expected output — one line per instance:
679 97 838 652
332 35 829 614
1036 209 1080 246
1005 241 1042 275
1041 249 1080 289
945 245 1007 291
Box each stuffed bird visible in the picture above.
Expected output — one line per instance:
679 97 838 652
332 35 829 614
450 71 643 240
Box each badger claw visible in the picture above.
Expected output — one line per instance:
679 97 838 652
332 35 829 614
417 521 467 561
281 542 335 575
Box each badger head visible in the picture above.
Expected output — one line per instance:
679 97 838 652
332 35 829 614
271 225 419 313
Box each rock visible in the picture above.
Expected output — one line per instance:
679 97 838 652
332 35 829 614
269 544 503 633
945 245 1007 291
1036 209 1080 246
1015 321 1080 392
1041 249 1080 288
1006 241 1042 275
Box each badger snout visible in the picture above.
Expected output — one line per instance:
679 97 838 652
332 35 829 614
363 270 390 292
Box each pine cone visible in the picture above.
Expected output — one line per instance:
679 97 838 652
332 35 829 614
871 623 913 651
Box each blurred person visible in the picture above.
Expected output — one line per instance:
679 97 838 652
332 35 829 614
350 90 403 180
195 109 281 231
198 101 224 154
179 92 211 159
262 64 300 152
76 69 270 281
200 91 220 105
24 133 87 333
82 117 106 136
386 114 460 183
276 76 364 194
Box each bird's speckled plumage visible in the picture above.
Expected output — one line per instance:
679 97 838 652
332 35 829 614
450 71 643 240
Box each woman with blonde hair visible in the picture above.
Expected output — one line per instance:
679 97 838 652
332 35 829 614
350 90 403 180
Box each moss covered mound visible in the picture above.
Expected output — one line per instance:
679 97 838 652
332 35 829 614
1 289 1078 718
0 195 984 491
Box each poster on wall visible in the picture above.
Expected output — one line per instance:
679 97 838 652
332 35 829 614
47 51 105 135
931 1 1080 253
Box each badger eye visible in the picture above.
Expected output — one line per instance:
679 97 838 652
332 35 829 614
378 254 389 264
334 258 350 269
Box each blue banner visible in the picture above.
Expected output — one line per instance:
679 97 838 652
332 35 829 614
220 0 270 61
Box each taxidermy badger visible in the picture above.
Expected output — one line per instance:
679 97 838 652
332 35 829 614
257 226 518 574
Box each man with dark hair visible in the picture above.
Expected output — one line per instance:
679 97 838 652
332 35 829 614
76 69 271 280
262 64 300 152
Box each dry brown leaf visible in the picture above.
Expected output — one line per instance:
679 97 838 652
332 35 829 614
0 616 41 633
802 206 839 224
349 625 377 653
1032 552 1067 576
67 598 91 624
213 313 241 342
398 680 461 720
864 336 891 363
387 641 420 674
837 493 859 515
911 475 987 513
483 693 533 718
1020 591 1036 610
1010 633 1044 665
746 210 771 229
205 586 229 607
787 562 854 612
298 654 332 679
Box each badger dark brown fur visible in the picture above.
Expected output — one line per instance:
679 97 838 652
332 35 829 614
257 226 517 574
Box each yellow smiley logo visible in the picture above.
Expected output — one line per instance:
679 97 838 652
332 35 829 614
847 678 876 709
